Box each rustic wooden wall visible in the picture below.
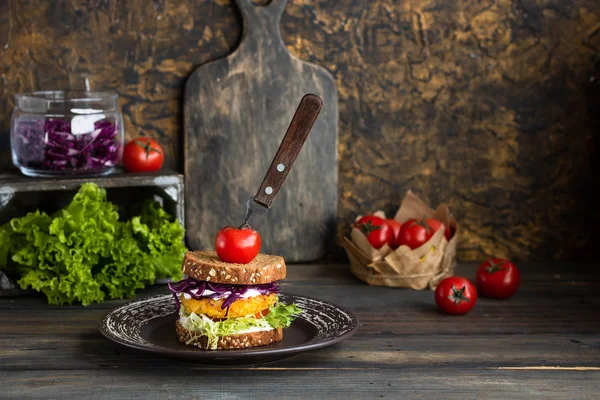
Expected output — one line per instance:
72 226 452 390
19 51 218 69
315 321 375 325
1 0 599 262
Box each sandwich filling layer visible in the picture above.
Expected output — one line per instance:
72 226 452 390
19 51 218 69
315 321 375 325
169 277 302 349
180 293 277 319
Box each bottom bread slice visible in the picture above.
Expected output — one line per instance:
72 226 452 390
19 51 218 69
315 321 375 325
175 320 283 350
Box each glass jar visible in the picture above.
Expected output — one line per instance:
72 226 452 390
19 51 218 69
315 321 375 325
10 91 124 177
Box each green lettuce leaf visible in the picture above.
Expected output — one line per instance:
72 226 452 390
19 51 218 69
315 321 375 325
179 301 303 350
264 302 303 329
0 183 186 306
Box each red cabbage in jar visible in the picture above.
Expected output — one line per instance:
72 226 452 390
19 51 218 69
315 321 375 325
10 91 123 177
12 117 121 172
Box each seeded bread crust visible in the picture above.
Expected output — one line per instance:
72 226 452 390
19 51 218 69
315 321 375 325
182 251 286 285
175 320 283 349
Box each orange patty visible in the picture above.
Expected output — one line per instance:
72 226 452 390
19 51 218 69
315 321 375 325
180 293 277 319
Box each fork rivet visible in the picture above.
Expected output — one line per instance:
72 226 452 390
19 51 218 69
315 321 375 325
265 187 273 195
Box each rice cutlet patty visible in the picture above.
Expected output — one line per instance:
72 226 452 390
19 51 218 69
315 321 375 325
180 293 278 319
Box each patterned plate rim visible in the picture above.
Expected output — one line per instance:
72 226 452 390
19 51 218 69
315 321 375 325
98 292 359 358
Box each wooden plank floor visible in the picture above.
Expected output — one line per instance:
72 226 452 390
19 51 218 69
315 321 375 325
1 262 599 399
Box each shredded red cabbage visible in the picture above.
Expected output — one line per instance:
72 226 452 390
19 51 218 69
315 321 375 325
13 117 120 172
168 277 280 315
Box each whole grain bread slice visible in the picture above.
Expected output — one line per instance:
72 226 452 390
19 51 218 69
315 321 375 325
181 251 286 285
175 320 283 349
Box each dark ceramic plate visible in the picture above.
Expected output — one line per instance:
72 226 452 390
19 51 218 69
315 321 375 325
99 293 359 365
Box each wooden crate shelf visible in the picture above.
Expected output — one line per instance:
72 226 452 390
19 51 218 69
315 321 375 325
0 168 185 228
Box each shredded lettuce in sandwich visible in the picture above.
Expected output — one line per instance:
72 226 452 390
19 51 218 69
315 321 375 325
179 301 302 350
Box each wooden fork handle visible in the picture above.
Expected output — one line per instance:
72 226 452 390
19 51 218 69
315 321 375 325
253 94 323 208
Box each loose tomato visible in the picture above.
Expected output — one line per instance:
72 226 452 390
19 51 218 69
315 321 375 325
254 309 270 318
215 226 261 264
476 258 520 299
435 276 477 315
426 218 452 241
355 215 393 249
123 137 164 172
397 218 434 249
385 219 402 249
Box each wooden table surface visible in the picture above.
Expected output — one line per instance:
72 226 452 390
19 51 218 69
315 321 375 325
1 262 599 399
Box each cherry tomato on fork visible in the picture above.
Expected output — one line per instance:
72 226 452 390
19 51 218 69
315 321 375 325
215 226 261 264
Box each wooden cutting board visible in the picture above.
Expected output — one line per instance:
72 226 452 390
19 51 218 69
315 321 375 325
184 0 338 262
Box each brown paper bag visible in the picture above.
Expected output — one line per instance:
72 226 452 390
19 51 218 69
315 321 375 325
344 190 459 290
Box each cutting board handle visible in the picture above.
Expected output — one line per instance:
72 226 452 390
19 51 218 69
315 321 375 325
235 0 288 21
232 0 290 59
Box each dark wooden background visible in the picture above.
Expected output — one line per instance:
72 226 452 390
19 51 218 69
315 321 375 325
1 0 599 262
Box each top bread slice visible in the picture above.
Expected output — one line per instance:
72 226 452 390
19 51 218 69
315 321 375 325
181 251 286 285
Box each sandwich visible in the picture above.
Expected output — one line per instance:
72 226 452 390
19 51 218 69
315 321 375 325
168 250 301 350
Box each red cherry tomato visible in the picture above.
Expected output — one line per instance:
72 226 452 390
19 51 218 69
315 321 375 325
354 215 393 249
425 218 452 241
123 137 164 172
215 226 261 264
435 276 478 315
397 218 434 249
476 258 521 299
445 226 453 241
385 219 402 249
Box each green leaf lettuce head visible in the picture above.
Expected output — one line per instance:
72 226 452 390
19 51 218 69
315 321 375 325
179 301 302 350
0 183 186 305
